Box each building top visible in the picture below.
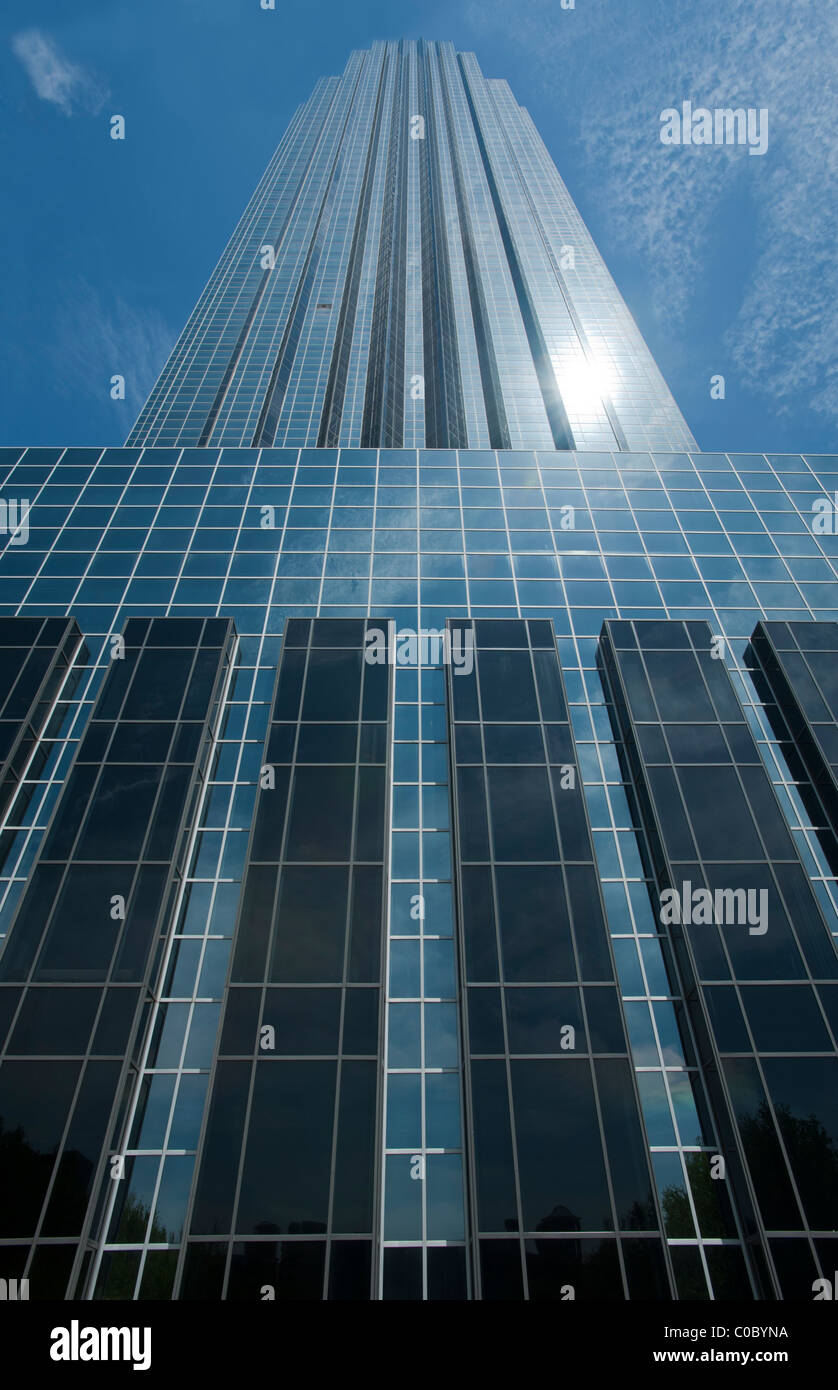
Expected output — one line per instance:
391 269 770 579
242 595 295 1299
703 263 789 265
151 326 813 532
128 40 697 457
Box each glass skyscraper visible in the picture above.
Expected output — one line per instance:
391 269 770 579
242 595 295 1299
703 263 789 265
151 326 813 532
127 39 696 457
1 39 837 1304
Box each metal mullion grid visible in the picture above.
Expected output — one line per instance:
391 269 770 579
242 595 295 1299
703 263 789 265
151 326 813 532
599 633 761 1262
529 622 671 1300
596 641 758 1298
627 931 717 1146
692 452 817 624
635 1066 719 1299
456 75 544 451
580 464 669 618
418 655 428 1294
259 447 303 662
598 679 727 1261
29 442 185 662
613 624 829 1289
80 623 236 1296
313 456 339 614
610 504 669 615
93 631 240 1298
756 455 828 576
418 501 470 1279
457 57 569 451
482 79 622 452
173 448 287 960
416 464 463 1293
642 1122 714 1290
430 52 491 450
733 669 833 861
0 719 85 932
495 452 525 617
134 104 312 442
14 448 119 617
753 625 838 800
665 456 770 616
339 54 399 448
209 622 369 1298
800 455 838 576
164 451 225 617
453 450 473 617
391 453 433 1292
324 47 393 442
278 56 379 447
1 620 206 1000
443 631 513 1297
674 626 838 1013
7 447 95 610
745 667 822 803
214 451 260 621
609 456 680 609
378 460 421 1291
721 455 816 616
0 447 26 483
618 630 781 1231
629 462 723 624
360 447 378 616
170 640 298 1302
441 55 515 434
20 623 226 1288
174 630 311 1298
213 93 350 446
530 450 584 623
418 651 467 1293
404 44 424 449
223 118 349 447
370 619 396 1300
322 623 376 1298
215 628 323 1297
416 41 468 449
7 1014 102 1281
718 646 838 1046
460 631 526 1295
736 639 838 938
378 738 420 1280
0 622 86 927
603 849 756 1290
377 639 401 1297
149 98 332 447
0 617 144 1266
360 44 407 450
86 447 185 636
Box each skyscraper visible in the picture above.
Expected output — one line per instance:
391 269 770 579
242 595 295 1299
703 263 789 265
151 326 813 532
128 39 696 457
0 39 836 1305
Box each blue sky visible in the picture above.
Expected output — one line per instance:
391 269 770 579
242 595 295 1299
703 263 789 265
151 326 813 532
1 0 836 454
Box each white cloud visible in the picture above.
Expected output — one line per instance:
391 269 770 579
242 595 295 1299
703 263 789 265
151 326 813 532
465 0 838 424
11 28 108 116
49 280 174 415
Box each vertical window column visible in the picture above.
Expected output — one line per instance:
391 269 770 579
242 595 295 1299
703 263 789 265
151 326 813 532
0 617 83 827
599 618 838 1300
180 617 392 1300
448 617 670 1301
748 621 838 878
0 616 235 1300
382 637 466 1300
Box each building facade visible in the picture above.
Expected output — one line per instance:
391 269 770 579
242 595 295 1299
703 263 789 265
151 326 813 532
0 41 837 1303
128 39 696 457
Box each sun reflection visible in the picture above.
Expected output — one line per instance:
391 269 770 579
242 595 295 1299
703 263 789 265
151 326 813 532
558 355 616 415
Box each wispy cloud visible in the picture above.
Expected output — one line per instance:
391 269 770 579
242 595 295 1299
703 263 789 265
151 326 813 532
10 28 108 116
49 280 174 415
466 0 838 424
